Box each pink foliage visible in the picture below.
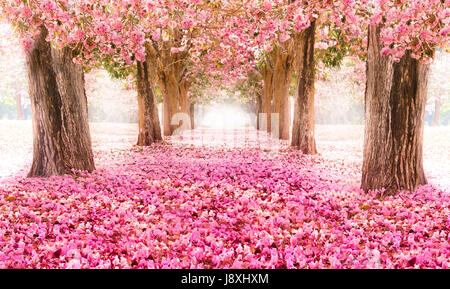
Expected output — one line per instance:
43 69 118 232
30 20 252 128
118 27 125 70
0 128 448 269
1 0 448 83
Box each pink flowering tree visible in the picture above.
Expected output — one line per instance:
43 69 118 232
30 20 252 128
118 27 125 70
0 0 96 177
248 0 319 143
240 0 368 153
0 1 260 150
148 1 261 136
73 1 258 137
1 0 448 192
361 0 450 194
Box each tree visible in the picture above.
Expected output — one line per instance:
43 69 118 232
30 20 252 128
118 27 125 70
291 21 317 153
1 2 97 177
136 46 162 146
291 2 367 152
26 26 95 177
261 63 273 132
250 1 364 148
270 40 295 140
150 35 191 136
361 0 449 193
251 1 299 140
362 24 429 194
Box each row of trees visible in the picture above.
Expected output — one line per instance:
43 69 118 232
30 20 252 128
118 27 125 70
0 1 449 194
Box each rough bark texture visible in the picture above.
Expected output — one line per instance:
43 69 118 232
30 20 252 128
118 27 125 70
179 80 190 113
291 21 317 154
362 24 430 194
150 33 190 136
180 79 193 130
271 42 295 140
159 73 191 135
262 65 273 133
160 71 180 136
26 26 95 177
136 58 162 146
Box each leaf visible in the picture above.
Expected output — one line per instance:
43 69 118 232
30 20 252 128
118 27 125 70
5 196 16 202
359 204 370 211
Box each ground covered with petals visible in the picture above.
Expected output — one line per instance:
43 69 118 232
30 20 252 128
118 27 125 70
0 122 449 268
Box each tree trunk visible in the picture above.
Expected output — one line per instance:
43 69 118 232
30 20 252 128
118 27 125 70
432 97 440 126
161 74 176 136
160 72 189 136
271 43 295 140
256 93 263 130
154 35 189 136
26 26 95 177
136 58 162 146
189 102 195 129
362 24 429 194
291 21 317 154
162 88 172 136
15 90 24 120
180 80 192 130
179 80 190 113
262 65 273 133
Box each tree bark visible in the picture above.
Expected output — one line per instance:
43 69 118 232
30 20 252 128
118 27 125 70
362 24 429 194
271 42 295 140
160 72 182 136
26 26 95 177
291 21 317 154
179 80 190 113
152 33 190 136
15 90 24 120
256 92 263 130
262 65 273 133
180 79 193 130
432 97 440 126
136 58 162 146
157 60 191 135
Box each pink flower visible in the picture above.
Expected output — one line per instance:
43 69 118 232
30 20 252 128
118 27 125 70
67 259 81 269
263 1 273 11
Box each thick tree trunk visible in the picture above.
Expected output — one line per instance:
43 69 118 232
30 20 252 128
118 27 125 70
153 35 189 136
291 21 317 154
26 26 95 177
160 72 186 136
179 80 190 113
262 65 273 133
180 80 192 130
15 91 24 120
160 75 192 135
362 24 429 194
136 58 162 146
271 43 295 140
432 97 440 126
161 73 176 136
